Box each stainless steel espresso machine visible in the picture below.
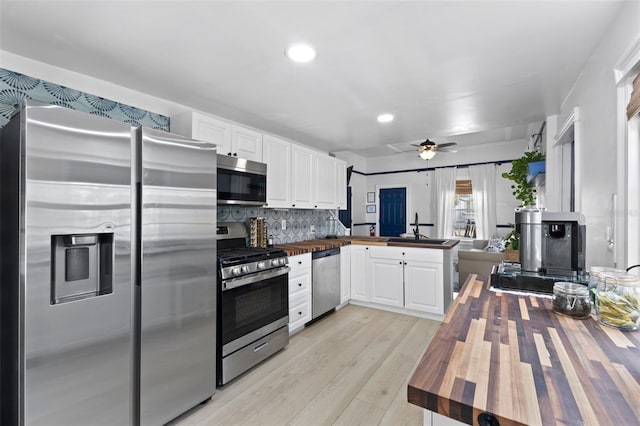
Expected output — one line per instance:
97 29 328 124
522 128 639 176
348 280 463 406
541 212 586 276
495 208 587 293
516 208 586 276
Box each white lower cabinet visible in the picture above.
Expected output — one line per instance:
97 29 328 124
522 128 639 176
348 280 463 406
340 245 351 304
424 410 466 426
350 245 370 302
370 257 404 307
351 245 446 318
404 259 443 314
288 253 312 334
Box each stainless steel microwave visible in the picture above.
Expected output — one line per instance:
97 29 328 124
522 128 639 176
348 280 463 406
217 155 267 205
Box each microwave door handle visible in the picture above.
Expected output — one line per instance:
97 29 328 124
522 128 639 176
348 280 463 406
222 266 290 291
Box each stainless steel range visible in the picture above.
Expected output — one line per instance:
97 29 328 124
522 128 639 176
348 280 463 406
216 222 290 386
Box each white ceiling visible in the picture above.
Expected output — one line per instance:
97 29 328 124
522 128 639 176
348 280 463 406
0 1 624 158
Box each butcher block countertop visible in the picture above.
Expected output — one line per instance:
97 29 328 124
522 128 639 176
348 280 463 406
276 236 459 256
407 274 640 425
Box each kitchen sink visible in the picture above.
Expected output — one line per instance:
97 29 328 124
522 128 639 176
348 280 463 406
387 237 450 245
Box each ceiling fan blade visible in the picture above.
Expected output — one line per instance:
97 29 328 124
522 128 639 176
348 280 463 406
410 143 421 147
438 148 458 153
436 142 458 148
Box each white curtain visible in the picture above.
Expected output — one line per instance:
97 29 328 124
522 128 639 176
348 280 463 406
433 167 457 238
468 163 497 239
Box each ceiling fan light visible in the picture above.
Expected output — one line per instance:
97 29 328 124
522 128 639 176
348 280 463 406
419 150 436 160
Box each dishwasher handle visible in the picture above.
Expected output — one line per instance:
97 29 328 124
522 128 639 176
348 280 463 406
312 247 341 259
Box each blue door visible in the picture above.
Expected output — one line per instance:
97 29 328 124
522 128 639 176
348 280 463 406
379 188 406 237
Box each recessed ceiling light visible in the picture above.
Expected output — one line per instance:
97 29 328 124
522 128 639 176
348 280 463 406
285 43 316 63
377 114 394 123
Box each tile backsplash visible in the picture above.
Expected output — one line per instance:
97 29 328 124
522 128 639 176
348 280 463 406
218 206 342 244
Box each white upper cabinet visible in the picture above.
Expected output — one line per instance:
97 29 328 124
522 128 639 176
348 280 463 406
192 112 231 150
172 111 262 161
172 111 231 148
262 134 292 208
291 144 314 209
230 124 263 162
314 153 336 209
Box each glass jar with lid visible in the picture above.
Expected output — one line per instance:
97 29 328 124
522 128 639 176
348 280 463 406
595 272 640 331
552 282 591 319
588 266 624 314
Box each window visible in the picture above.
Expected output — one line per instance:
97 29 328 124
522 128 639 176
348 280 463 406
452 179 476 237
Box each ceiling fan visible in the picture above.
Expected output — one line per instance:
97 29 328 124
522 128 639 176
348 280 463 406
412 139 458 160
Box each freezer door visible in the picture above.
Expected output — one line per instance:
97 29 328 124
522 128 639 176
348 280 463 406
138 127 217 425
8 102 134 425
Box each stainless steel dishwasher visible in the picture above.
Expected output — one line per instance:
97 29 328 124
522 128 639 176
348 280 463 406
312 247 341 320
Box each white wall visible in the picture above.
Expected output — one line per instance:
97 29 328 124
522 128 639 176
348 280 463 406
553 1 640 268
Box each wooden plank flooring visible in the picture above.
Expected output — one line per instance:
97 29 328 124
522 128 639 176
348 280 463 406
174 304 440 426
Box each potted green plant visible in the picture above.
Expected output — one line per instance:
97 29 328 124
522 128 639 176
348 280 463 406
501 151 545 207
504 225 520 261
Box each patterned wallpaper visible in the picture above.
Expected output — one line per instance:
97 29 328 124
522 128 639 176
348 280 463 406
0 68 169 130
218 206 342 244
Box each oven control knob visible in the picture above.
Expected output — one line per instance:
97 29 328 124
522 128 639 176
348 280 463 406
257 262 266 270
241 265 250 273
231 267 241 276
278 258 286 266
271 259 279 267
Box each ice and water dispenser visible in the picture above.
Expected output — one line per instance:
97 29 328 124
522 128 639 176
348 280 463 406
50 232 114 304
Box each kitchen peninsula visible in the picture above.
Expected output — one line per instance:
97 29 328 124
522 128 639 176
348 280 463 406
408 274 640 425
276 236 459 323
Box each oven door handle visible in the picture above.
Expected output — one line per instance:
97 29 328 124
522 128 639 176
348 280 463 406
222 266 290 291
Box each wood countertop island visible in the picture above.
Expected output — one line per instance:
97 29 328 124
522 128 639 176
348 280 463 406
407 274 640 426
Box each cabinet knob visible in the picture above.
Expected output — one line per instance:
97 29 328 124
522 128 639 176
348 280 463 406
298 283 302 287
298 261 302 265
314 205 318 208
233 153 238 157
292 204 296 207
399 261 402 264
366 247 369 250
227 152 232 156
298 311 302 315
404 262 407 265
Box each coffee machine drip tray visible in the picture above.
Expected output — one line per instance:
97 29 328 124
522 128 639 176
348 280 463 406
491 262 588 295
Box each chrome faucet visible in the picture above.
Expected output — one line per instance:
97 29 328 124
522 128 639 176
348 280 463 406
413 212 420 240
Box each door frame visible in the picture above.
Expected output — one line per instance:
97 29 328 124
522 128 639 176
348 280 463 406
375 184 409 237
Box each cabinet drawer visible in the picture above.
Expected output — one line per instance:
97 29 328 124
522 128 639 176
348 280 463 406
289 293 311 332
401 247 444 263
288 270 311 298
368 246 402 260
288 253 312 274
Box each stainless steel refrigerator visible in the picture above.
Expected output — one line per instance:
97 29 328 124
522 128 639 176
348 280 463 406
0 101 217 425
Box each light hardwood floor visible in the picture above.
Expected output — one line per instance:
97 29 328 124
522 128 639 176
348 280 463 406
174 304 440 426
